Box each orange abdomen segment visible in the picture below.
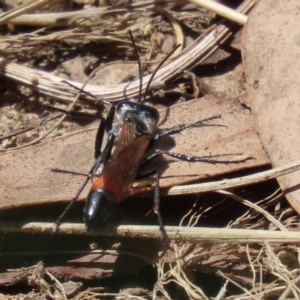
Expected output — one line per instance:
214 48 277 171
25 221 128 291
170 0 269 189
90 172 123 204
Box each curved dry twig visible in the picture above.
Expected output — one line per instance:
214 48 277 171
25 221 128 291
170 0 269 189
0 0 257 103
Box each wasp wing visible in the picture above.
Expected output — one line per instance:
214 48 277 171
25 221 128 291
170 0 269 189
101 122 151 201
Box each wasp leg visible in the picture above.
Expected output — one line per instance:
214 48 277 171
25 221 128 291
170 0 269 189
52 102 116 233
137 150 250 246
154 173 163 232
135 168 156 179
52 132 116 233
135 167 169 245
144 149 251 165
94 105 115 159
154 115 223 140
45 98 115 159
153 172 170 247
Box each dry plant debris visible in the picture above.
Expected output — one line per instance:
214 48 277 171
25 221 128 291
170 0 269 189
243 0 300 218
0 0 300 299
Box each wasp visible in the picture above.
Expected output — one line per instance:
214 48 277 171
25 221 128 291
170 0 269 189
52 32 249 233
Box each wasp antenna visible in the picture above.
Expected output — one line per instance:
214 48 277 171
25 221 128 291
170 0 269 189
129 31 143 103
143 44 181 102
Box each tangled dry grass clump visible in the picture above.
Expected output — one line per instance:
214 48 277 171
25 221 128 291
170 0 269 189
1 0 300 299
